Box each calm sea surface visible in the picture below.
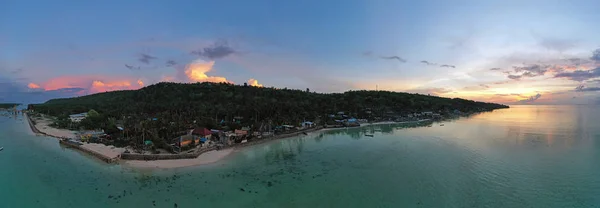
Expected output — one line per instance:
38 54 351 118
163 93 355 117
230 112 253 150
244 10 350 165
1 105 600 208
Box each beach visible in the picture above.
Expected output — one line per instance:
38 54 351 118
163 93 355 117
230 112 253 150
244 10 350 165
24 113 434 169
29 114 76 139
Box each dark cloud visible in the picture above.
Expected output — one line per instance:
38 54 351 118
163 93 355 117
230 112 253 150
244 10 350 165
10 68 23 74
575 85 600 92
138 53 157 64
554 67 600 82
124 64 140 70
512 64 548 76
191 40 237 60
166 60 177 67
380 56 407 63
591 49 600 62
362 51 373 56
507 75 522 80
517 93 542 103
440 64 455 68
480 84 490 88
420 60 437 66
490 68 502 71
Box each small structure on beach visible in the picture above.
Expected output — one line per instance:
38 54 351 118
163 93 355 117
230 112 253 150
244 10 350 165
301 121 314 128
69 113 88 122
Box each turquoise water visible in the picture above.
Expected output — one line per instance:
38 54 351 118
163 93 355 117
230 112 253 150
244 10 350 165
1 105 600 207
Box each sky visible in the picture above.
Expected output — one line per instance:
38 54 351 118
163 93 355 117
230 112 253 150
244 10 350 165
2 0 600 105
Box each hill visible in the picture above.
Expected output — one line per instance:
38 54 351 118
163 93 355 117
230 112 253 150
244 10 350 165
0 103 20 109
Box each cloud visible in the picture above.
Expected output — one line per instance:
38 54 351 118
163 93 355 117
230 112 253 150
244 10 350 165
591 49 600 62
11 68 23 74
420 60 437 66
507 75 522 80
138 53 157 64
574 85 600 92
538 38 576 52
380 56 407 63
165 60 177 67
362 51 373 56
489 68 502 71
184 59 231 83
554 67 600 82
125 64 140 70
517 93 542 103
440 64 455 68
407 87 452 95
247 78 263 87
28 83 40 89
137 79 144 87
512 64 548 76
191 40 237 60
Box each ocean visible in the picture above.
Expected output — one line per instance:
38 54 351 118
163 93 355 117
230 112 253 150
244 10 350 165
1 105 599 207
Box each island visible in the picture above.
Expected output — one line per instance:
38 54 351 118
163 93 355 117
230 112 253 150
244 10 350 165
25 82 508 167
0 103 20 109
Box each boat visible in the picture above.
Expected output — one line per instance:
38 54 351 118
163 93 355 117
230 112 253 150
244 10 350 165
0 147 3 151
440 124 444 126
365 134 374 137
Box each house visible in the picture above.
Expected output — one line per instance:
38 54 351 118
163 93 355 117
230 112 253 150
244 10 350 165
69 113 88 122
282 125 295 130
301 121 314 128
191 128 212 140
177 135 200 147
345 118 360 127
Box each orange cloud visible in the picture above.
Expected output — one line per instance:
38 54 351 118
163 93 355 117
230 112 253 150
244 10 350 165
160 75 175 82
28 83 41 89
90 80 137 93
36 75 144 94
184 60 230 83
247 78 263 87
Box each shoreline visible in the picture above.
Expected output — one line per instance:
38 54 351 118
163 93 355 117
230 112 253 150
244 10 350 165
24 112 435 170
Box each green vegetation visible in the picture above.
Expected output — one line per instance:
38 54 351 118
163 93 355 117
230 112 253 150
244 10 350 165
28 82 508 148
0 103 20 109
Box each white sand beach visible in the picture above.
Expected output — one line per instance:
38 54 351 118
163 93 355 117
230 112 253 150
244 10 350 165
124 148 234 169
32 116 76 138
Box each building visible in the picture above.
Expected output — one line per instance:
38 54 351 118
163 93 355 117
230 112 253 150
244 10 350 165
191 128 212 140
301 121 314 128
69 113 88 122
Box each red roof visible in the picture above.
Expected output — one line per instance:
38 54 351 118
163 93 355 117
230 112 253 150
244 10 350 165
192 128 212 136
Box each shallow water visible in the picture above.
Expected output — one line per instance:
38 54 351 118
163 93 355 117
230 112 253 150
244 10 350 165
1 105 600 207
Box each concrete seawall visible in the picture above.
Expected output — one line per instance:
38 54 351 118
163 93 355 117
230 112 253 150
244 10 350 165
59 140 119 163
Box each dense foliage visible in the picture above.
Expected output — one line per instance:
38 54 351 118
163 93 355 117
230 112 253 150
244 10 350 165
0 103 20 109
28 82 508 147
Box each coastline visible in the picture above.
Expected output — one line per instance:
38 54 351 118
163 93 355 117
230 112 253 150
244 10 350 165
24 112 433 169
25 113 125 163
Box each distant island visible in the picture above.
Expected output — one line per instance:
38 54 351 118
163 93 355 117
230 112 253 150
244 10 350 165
0 103 20 109
26 82 508 166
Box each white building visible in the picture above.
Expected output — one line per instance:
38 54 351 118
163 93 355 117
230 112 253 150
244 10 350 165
69 113 88 122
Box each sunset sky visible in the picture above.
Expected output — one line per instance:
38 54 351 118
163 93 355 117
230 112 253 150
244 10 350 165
2 0 600 104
